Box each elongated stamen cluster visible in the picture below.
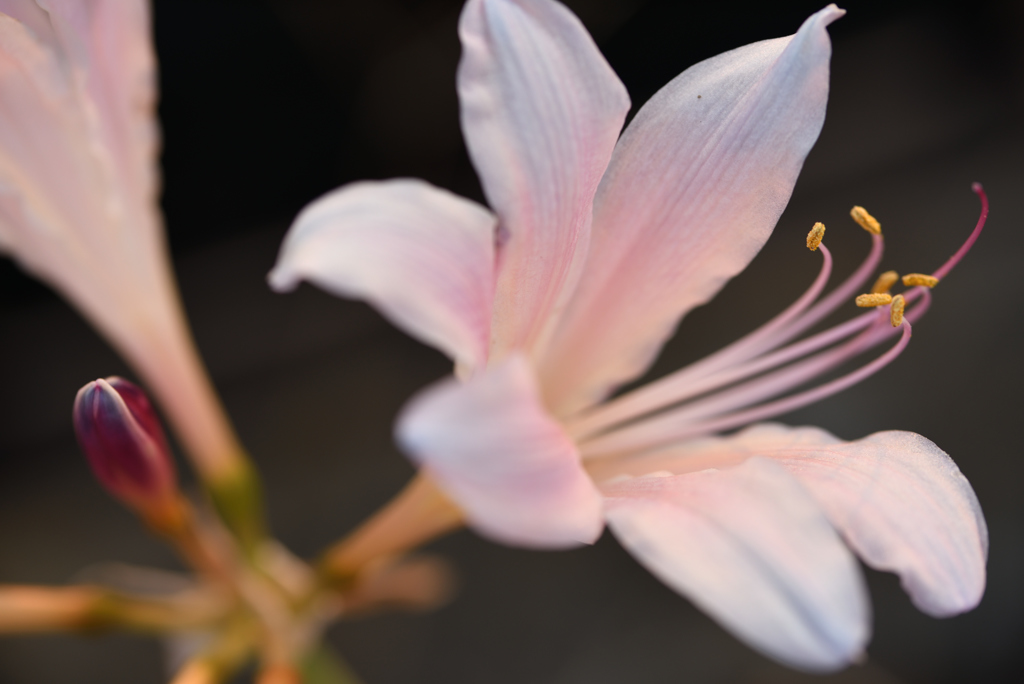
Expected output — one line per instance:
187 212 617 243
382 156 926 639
569 186 988 459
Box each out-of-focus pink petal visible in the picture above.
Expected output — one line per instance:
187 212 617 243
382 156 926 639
0 1 59 51
0 11 105 264
269 179 497 373
397 355 604 548
598 423 988 618
539 6 844 415
39 0 160 221
0 0 165 333
457 0 630 357
0 8 172 353
4 1 165 289
603 457 869 672
771 428 988 617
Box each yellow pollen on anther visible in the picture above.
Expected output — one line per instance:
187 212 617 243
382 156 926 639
806 222 826 251
890 294 906 327
850 206 881 235
870 270 899 294
902 273 939 288
855 293 893 308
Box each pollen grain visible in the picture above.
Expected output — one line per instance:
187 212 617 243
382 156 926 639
855 293 893 308
806 222 826 251
850 206 881 235
870 270 899 294
890 294 906 327
902 273 939 288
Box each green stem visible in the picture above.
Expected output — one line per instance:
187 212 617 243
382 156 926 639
206 457 267 561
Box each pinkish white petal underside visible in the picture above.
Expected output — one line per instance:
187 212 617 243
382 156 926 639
269 179 497 373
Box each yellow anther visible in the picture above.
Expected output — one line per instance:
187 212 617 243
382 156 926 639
902 273 939 288
870 270 900 294
806 222 826 251
890 294 905 327
855 293 893 308
850 206 881 235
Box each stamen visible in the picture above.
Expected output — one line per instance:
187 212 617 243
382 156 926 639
683 319 913 445
851 206 881 235
568 232 885 439
902 273 939 288
806 222 826 251
568 307 880 442
580 315 913 458
780 233 884 338
566 242 836 438
871 270 899 294
890 294 905 327
575 188 986 454
856 293 892 307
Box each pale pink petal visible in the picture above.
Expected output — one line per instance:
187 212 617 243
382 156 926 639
0 11 105 259
0 2 59 51
397 355 604 548
457 0 630 356
598 423 987 618
269 179 497 372
539 6 844 415
603 457 869 672
16 0 165 292
38 0 160 220
771 428 988 617
0 8 173 347
0 1 164 321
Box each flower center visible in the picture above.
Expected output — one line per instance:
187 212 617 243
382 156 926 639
567 185 989 460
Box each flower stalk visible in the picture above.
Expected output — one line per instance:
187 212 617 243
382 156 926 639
317 474 463 587
0 584 228 635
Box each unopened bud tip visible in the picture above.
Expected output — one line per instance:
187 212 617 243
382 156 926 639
72 378 177 514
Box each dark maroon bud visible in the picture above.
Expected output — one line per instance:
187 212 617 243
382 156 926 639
73 377 177 512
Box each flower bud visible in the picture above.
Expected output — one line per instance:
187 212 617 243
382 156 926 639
73 377 178 516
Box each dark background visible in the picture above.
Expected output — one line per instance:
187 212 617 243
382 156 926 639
1 0 1022 682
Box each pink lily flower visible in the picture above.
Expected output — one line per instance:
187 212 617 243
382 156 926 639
0 1 246 484
270 0 987 671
